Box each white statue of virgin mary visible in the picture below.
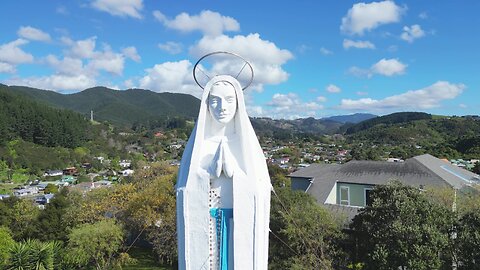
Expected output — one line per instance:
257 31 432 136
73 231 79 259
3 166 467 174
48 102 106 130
176 75 271 270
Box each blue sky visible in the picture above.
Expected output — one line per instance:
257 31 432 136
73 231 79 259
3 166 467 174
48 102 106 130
0 0 478 118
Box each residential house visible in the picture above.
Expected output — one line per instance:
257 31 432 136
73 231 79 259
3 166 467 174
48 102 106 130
119 160 131 168
13 187 39 197
63 167 78 176
120 169 134 176
44 170 63 177
35 194 55 205
290 154 480 220
93 180 112 188
61 175 77 184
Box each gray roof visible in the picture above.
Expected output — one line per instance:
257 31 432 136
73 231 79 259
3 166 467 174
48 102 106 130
290 154 479 207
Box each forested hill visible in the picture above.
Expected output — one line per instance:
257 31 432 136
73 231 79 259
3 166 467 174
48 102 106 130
251 117 345 139
345 112 480 159
0 86 90 148
1 84 201 126
323 113 377 124
345 112 432 134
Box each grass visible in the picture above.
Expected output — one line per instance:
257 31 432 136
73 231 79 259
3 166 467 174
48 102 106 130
124 247 172 270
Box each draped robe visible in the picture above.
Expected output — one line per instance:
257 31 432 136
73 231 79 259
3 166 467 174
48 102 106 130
176 75 271 270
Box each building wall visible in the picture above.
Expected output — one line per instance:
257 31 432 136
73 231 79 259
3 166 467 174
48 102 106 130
336 182 374 207
291 177 312 191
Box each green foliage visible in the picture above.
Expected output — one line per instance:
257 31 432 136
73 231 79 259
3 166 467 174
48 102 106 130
346 112 432 134
473 162 480 174
350 182 454 270
124 163 177 265
36 189 70 242
0 86 90 148
10 199 40 240
268 164 291 188
4 85 200 127
269 188 343 269
456 209 480 269
0 227 15 268
6 239 62 270
43 184 58 194
65 219 125 269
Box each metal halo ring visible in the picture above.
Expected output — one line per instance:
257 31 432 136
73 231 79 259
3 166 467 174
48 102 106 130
193 51 254 91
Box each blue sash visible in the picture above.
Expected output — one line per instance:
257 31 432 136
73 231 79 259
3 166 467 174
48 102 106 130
210 208 233 270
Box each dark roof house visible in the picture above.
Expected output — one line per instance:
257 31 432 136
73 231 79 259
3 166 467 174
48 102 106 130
290 154 480 220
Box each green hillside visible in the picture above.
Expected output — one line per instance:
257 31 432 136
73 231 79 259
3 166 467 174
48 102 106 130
251 117 344 139
0 85 90 148
345 112 480 159
2 85 200 126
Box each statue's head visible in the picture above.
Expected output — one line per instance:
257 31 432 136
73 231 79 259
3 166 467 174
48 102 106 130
208 81 237 125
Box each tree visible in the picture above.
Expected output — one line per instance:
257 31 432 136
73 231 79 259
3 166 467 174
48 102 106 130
7 239 62 270
268 188 343 269
456 209 480 269
36 188 70 242
0 227 15 268
44 184 58 194
10 199 40 240
473 162 480 174
124 163 177 265
65 219 126 270
349 182 454 270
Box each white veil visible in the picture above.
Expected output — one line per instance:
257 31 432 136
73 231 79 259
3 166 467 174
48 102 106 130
177 75 271 269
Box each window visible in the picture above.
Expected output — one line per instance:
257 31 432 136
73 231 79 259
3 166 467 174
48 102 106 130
340 186 350 205
364 188 373 206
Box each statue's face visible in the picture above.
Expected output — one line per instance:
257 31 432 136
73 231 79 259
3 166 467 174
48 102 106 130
208 81 237 124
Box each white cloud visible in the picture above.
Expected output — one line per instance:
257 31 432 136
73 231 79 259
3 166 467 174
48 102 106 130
268 93 298 107
371 58 407 76
343 39 375 49
348 66 371 77
317 96 327 102
349 58 407 77
17 26 51 42
0 39 34 65
122 46 141 62
153 10 240 36
139 60 199 96
158 41 183 54
67 37 97 59
326 84 341 93
87 50 125 75
419 12 428 19
339 81 465 111
190 33 293 90
124 79 135 89
341 0 405 35
357 91 368 96
401 24 425 43
61 37 128 75
265 92 323 119
459 103 467 108
0 62 15 73
247 105 264 117
320 47 333 55
5 74 96 92
45 55 86 76
91 0 143 19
